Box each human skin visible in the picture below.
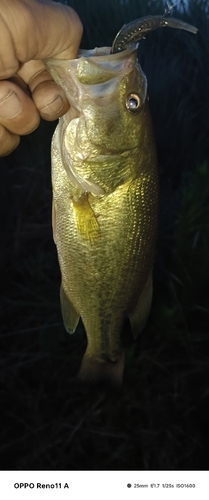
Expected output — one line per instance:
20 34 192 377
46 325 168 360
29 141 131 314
0 0 83 155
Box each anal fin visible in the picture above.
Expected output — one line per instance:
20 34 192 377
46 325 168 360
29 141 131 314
60 284 80 334
129 272 153 339
77 349 124 389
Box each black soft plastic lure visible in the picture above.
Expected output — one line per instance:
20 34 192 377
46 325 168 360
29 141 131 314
111 15 197 54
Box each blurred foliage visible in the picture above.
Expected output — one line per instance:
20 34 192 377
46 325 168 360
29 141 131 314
0 0 209 470
152 162 209 338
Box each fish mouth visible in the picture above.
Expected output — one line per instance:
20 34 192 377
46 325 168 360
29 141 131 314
46 44 138 67
45 44 138 95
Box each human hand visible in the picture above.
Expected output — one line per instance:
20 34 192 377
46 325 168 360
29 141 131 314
0 0 83 155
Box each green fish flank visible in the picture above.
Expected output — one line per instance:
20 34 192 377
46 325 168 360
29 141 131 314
46 44 159 386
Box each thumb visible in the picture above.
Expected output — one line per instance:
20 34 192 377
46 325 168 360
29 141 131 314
31 1 83 60
0 0 83 79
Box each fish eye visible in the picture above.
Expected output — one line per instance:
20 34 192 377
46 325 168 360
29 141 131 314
125 93 142 113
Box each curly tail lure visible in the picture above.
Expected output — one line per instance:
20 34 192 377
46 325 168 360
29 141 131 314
111 15 198 53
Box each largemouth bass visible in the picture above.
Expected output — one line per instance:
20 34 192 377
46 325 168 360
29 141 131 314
46 15 197 386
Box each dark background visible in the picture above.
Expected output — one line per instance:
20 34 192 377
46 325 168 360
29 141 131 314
0 0 209 470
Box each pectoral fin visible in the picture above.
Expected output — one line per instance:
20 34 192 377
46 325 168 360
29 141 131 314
60 284 80 334
129 273 153 339
72 193 100 243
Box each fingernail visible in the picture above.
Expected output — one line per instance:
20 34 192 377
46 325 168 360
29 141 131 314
0 91 22 118
40 95 64 117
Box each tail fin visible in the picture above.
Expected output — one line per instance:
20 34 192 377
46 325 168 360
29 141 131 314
77 351 124 389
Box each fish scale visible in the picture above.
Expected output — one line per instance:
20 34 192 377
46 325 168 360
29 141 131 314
52 113 158 364
48 47 158 385
46 15 197 386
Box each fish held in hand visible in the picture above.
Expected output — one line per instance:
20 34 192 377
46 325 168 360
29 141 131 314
45 15 197 387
